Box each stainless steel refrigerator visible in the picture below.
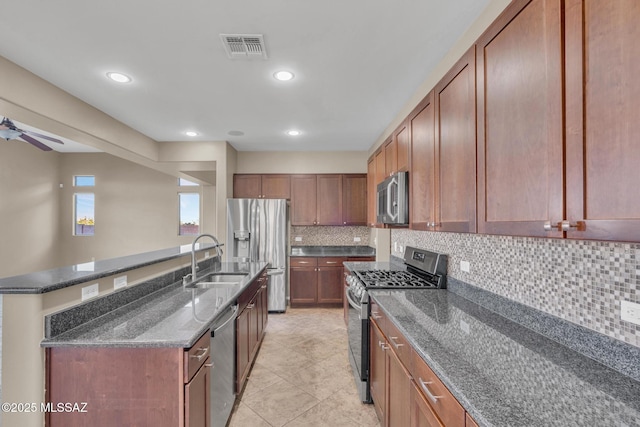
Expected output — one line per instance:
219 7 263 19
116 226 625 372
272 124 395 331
226 198 288 312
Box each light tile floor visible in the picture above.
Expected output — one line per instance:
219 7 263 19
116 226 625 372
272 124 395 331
229 307 381 427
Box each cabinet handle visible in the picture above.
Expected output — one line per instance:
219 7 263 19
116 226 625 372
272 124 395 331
418 378 443 404
247 303 255 309
190 347 209 361
326 261 337 264
390 336 404 348
344 222 347 225
543 221 555 231
378 340 389 350
298 261 309 264
371 312 382 320
560 220 585 231
205 363 214 368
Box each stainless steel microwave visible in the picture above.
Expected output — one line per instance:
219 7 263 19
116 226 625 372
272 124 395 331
376 171 409 225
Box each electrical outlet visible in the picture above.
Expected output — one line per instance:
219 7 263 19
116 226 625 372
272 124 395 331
460 319 470 335
460 260 471 273
354 237 361 242
295 236 302 242
393 242 398 251
114 275 127 290
621 301 640 325
81 283 99 301
205 251 210 258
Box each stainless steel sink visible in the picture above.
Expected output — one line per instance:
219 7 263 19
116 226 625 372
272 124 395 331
186 273 248 289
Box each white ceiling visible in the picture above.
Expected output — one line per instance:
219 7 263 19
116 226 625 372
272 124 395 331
0 0 490 152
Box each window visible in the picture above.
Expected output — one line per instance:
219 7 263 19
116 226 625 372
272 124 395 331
73 176 95 236
179 193 200 235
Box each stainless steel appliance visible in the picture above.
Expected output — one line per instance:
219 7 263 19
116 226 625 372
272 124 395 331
226 199 288 312
210 304 238 427
376 171 409 225
345 246 448 402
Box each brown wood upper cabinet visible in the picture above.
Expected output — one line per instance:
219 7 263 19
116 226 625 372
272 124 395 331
476 0 565 238
233 174 291 199
367 157 378 227
476 0 640 242
290 174 367 226
563 0 640 241
408 64 476 234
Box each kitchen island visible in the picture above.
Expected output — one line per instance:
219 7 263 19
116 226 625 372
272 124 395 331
0 244 259 427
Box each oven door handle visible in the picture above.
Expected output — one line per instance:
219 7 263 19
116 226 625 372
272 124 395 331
346 288 362 311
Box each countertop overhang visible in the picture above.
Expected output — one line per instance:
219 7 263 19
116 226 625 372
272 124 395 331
0 243 219 294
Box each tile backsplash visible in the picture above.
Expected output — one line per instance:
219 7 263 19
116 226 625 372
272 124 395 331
290 226 371 246
391 229 640 348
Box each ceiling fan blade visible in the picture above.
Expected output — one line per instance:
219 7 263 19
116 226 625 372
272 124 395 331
24 131 64 144
19 134 53 151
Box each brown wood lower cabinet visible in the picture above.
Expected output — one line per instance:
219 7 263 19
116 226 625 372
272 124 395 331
370 304 472 427
236 271 268 393
290 257 345 307
46 332 211 427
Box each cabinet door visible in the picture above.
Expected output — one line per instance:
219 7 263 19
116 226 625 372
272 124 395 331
343 174 367 225
261 175 291 199
185 360 210 427
395 121 410 173
235 309 250 393
384 137 397 177
476 0 564 238
409 92 436 230
367 157 377 227
317 174 343 225
259 280 268 337
248 295 260 361
388 347 412 427
289 267 318 305
369 322 387 423
434 46 477 233
564 0 640 241
375 147 386 184
317 266 343 304
291 175 317 225
233 175 262 198
410 380 444 427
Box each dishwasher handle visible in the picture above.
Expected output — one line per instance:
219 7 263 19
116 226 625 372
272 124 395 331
211 305 238 335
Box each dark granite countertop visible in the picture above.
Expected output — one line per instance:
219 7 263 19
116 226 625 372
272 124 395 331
41 262 267 348
290 245 375 257
369 289 640 427
0 243 219 294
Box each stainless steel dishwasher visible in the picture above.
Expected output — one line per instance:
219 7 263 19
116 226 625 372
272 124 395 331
210 304 238 427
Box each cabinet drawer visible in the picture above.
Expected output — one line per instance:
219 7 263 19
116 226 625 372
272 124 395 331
369 299 387 334
317 257 345 267
290 257 318 267
411 348 465 427
184 332 210 383
386 319 412 370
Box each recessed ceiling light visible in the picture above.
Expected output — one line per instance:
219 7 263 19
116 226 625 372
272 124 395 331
274 71 295 81
286 130 301 136
106 72 132 83
185 131 199 137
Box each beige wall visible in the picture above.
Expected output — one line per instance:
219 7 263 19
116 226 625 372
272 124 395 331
57 153 217 265
236 151 368 174
0 140 62 276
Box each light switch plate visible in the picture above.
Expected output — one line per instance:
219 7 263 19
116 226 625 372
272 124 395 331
205 251 210 258
114 275 127 290
295 236 302 242
621 300 640 325
81 283 99 301
460 319 470 335
354 237 361 242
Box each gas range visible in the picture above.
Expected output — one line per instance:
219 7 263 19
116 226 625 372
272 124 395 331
346 246 448 300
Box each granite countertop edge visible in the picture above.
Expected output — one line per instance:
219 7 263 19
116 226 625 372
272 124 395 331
0 244 219 295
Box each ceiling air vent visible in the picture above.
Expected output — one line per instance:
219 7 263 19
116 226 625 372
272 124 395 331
220 34 268 59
